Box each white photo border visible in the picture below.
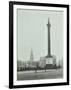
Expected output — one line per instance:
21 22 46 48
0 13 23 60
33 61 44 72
13 4 67 86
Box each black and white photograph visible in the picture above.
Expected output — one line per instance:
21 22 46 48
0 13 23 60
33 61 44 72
17 9 63 81
9 1 69 88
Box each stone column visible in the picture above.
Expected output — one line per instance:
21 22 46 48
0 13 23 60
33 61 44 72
47 18 51 56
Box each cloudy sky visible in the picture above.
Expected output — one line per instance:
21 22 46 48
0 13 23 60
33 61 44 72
17 9 63 64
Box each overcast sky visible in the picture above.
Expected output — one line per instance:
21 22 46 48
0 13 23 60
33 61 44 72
17 9 63 64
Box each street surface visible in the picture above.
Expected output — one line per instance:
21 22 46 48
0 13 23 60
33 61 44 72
17 68 63 80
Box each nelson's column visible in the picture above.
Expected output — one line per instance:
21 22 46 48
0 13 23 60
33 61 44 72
45 18 56 68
